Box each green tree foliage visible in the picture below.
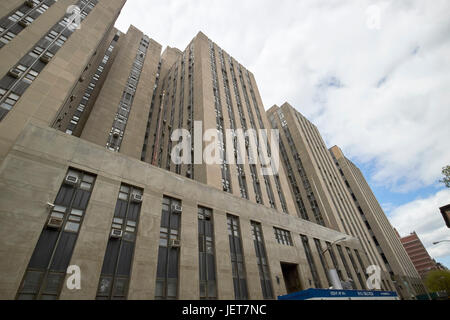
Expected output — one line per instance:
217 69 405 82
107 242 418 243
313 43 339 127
440 165 450 188
425 270 450 295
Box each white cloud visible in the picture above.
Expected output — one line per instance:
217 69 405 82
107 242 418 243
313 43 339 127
389 189 450 260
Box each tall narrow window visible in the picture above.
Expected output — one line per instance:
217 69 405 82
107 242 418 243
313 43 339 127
336 244 354 288
16 168 96 300
227 214 248 300
198 207 217 300
314 239 332 287
251 222 274 299
155 196 182 299
300 235 321 288
325 241 344 281
346 247 366 289
96 184 143 300
354 249 368 281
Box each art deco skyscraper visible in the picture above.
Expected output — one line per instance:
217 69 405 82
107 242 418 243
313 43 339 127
330 146 426 299
141 32 296 215
267 102 425 296
0 0 424 300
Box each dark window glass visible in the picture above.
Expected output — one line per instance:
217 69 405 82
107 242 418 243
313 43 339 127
336 244 354 288
251 222 274 299
227 214 248 300
198 207 217 300
314 239 332 287
17 168 96 300
155 196 181 300
96 184 143 300
301 235 321 288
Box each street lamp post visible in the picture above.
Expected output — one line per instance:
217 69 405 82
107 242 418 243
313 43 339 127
433 240 450 245
321 237 348 290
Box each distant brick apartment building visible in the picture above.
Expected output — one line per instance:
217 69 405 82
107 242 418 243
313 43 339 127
400 232 440 278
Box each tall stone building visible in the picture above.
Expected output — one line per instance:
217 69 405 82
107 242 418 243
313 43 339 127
268 103 399 293
0 0 424 300
330 146 426 299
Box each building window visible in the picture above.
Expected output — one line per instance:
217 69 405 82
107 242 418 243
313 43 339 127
314 239 332 287
325 241 344 281
274 227 293 246
209 40 231 191
227 214 248 300
16 168 96 300
354 249 367 279
301 235 321 288
96 184 143 300
346 247 366 289
336 244 355 288
0 1 56 48
106 36 148 151
198 207 217 300
0 0 98 121
155 196 182 299
251 222 274 299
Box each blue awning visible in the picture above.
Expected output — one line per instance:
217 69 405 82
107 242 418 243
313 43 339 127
278 288 399 300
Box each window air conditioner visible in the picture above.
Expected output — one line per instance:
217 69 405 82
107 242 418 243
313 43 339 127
8 68 21 79
169 239 181 248
110 229 123 239
64 174 79 186
172 204 182 214
112 129 121 138
47 217 64 229
131 192 143 203
25 0 36 8
18 20 30 28
40 53 52 64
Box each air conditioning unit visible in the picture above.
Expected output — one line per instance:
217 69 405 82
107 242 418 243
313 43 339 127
112 129 121 138
25 0 36 8
204 211 212 219
131 192 143 203
172 204 182 214
40 53 52 64
64 174 79 186
18 20 30 28
8 68 21 79
47 217 64 229
169 239 181 248
198 214 204 220
110 229 123 239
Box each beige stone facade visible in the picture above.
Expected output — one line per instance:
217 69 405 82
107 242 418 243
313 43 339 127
330 146 426 298
267 103 415 294
0 123 367 299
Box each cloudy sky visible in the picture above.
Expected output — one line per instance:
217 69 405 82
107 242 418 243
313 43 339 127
116 0 450 267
